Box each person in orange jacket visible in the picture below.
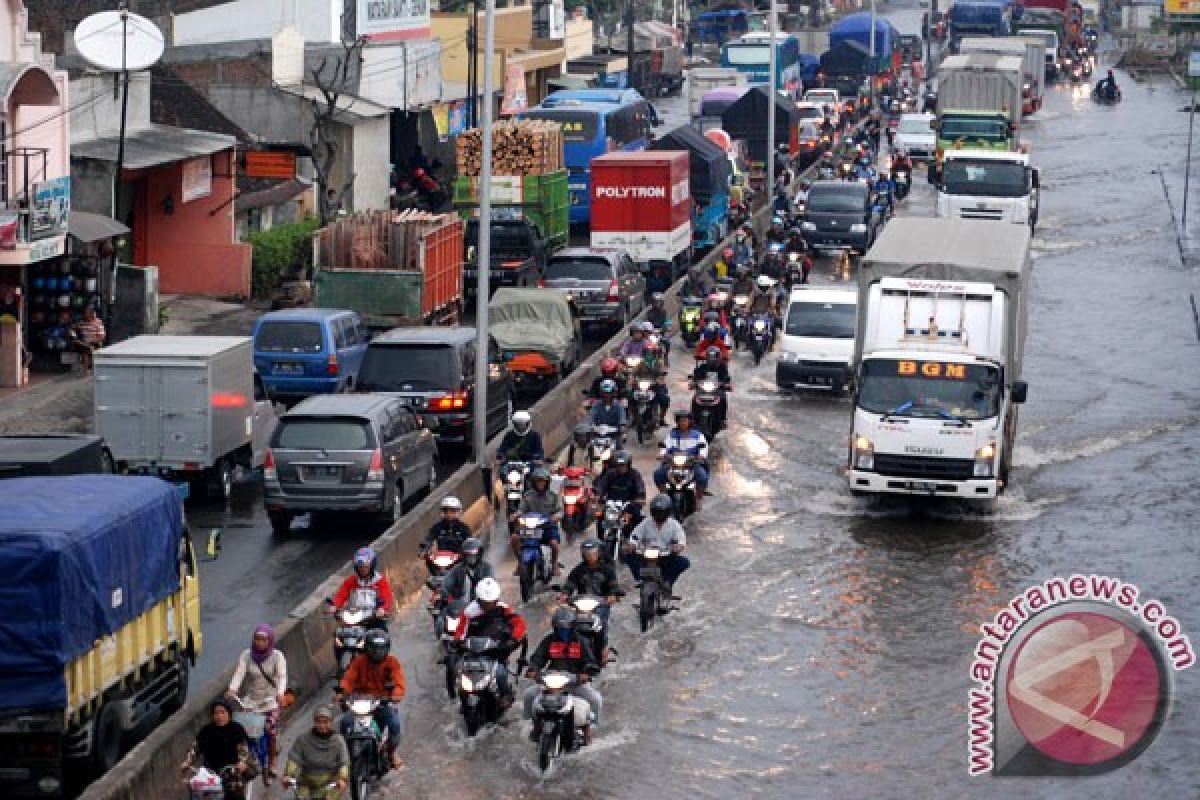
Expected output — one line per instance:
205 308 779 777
335 630 405 768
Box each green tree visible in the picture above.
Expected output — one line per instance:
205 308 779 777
245 217 321 299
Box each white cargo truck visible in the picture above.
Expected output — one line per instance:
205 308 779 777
958 36 1045 116
94 335 277 499
847 219 1030 499
936 149 1040 229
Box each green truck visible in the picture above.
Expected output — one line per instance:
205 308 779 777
452 170 569 299
932 53 1024 179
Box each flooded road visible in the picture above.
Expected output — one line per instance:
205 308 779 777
276 25 1200 800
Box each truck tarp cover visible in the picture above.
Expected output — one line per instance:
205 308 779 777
721 86 801 142
649 126 731 202
0 476 183 713
830 12 897 55
820 40 872 75
489 288 576 362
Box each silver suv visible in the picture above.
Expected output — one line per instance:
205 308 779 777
542 247 645 330
263 394 438 534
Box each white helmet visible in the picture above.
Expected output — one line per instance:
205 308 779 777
476 577 501 603
756 275 773 289
511 410 532 435
440 495 463 512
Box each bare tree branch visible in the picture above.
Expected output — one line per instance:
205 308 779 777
308 34 366 224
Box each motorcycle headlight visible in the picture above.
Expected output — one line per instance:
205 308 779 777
788 252 800 262
974 442 997 478
542 673 571 691
574 596 600 613
350 699 374 716
753 320 767 331
853 435 874 470
460 674 474 691
341 610 367 625
734 295 750 307
672 453 689 467
715 291 729 303
850 223 867 233
638 380 653 391
699 380 718 392
802 221 816 231
506 471 521 484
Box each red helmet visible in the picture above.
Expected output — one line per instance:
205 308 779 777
413 167 426 178
722 247 734 260
600 357 618 376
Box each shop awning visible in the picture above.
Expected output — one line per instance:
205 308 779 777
67 211 130 243
71 125 236 170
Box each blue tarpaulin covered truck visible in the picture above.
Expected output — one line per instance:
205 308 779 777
829 12 898 73
0 476 200 798
649 125 733 251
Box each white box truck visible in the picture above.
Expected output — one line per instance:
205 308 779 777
94 335 277 499
958 36 1045 116
847 219 1031 499
935 148 1040 229
687 67 748 119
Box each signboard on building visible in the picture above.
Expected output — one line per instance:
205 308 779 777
29 177 70 241
244 151 296 179
356 0 431 41
500 64 528 116
1167 0 1200 14
182 156 213 204
549 0 566 39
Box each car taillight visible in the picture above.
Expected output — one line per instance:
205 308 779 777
367 449 384 481
538 278 546 288
327 354 339 375
263 448 277 481
432 390 469 411
607 279 620 301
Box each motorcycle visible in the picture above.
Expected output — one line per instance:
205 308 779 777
557 465 593 540
516 512 552 602
187 767 239 800
748 312 773 365
587 424 620 478
645 327 669 367
330 588 382 678
430 596 468 698
892 166 912 199
1069 59 1084 83
564 593 611 666
662 452 699 521
530 671 594 771
679 297 704 347
786 251 808 288
689 375 726 441
456 635 514 736
629 376 660 444
596 498 633 565
1093 84 1121 104
729 294 751 349
339 693 392 800
499 461 530 533
636 545 680 633
423 549 461 602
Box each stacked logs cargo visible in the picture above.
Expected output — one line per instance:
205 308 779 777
316 210 456 271
455 120 564 177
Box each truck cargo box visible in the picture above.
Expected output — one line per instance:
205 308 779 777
452 169 569 252
590 151 693 264
0 476 184 713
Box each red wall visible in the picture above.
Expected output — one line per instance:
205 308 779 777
128 150 252 299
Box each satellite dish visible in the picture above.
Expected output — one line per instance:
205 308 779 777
74 11 164 72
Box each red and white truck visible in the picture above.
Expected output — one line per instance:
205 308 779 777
589 151 693 273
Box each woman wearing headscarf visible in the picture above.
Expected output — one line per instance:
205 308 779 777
226 623 288 784
282 705 350 798
180 699 257 798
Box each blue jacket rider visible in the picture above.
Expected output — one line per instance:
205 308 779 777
654 409 709 512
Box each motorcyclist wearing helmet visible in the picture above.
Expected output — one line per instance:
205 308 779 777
326 546 395 628
565 422 593 469
496 410 545 465
626 342 670 425
618 322 650 358
589 357 628 403
280 706 348 799
512 466 564 576
890 150 913 182
624 494 691 585
733 227 754 264
750 274 777 316
682 265 714 300
593 450 646 532
560 539 620 663
587 379 629 433
767 216 788 245
773 187 791 216
455 577 528 702
873 173 896 216
335 631 406 769
729 265 756 300
654 410 710 511
523 606 603 743
419 496 472 570
437 537 494 605
713 246 734 281
646 293 670 331
694 320 731 363
691 347 731 432
1096 68 1118 98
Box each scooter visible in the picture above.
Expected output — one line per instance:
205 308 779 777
430 596 468 698
530 671 596 772
587 424 620 479
499 461 530 533
689 376 727 441
596 498 632 565
328 588 383 678
635 545 681 633
629 376 660 445
1092 84 1122 104
516 512 552 603
557 466 593 541
892 166 912 199
662 453 699 521
679 298 704 347
748 312 773 365
456 635 515 736
423 549 461 603
729 293 751 349
337 692 392 800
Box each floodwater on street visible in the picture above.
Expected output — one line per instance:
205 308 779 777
267 16 1200 800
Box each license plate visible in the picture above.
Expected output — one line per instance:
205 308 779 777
274 363 303 375
306 466 342 479
909 481 937 493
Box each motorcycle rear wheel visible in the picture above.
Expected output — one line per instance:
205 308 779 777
640 586 657 632
350 753 371 800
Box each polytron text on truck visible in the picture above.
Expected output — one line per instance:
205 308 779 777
847 219 1031 500
589 151 694 274
0 476 200 798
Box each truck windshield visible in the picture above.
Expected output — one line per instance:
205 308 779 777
274 418 374 450
724 44 770 66
858 359 1002 420
256 321 324 353
943 160 1028 197
939 117 1008 142
807 190 864 213
466 220 531 258
357 345 459 391
786 301 856 338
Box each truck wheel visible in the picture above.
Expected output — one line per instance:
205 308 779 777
91 700 124 774
205 458 233 501
268 511 293 536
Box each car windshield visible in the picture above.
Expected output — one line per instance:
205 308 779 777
256 321 324 353
275 417 373 449
857 359 1002 420
807 190 864 213
786 301 856 338
899 118 931 134
544 257 612 281
943 160 1028 197
358 344 459 391
724 44 770 66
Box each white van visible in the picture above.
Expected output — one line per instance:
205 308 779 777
776 286 857 393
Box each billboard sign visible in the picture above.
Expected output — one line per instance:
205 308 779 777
357 0 431 41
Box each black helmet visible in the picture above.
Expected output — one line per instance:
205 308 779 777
613 450 632 468
651 292 665 306
705 346 722 365
461 537 483 567
552 605 575 635
580 539 601 558
364 630 390 664
573 422 592 447
649 494 673 520
530 465 552 485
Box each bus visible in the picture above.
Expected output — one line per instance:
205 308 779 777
720 33 803 94
522 89 653 227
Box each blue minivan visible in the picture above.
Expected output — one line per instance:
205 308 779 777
253 309 368 401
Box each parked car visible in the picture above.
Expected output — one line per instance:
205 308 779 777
354 327 513 447
253 308 369 402
542 247 646 330
263 394 439 534
799 181 883 255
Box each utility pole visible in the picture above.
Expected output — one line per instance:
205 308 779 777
468 0 478 128
473 0 497 469
869 0 877 107
1186 81 1196 233
767 0 777 204
626 0 635 92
